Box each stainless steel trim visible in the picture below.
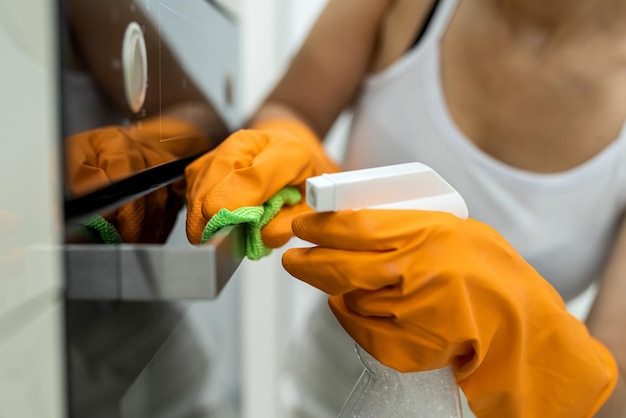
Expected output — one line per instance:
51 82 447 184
65 225 245 300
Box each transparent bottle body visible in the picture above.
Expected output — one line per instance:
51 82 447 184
338 344 463 418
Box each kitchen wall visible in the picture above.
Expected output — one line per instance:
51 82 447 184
0 1 65 417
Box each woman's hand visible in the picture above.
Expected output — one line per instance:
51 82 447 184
185 119 339 248
283 209 617 418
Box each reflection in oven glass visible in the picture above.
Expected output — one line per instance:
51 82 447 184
60 1 242 417
66 301 237 418
61 0 234 244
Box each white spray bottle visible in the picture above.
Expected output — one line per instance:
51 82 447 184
305 162 466 418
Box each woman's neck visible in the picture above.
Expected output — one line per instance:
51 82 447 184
492 0 626 50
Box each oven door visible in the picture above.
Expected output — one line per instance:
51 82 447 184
59 1 243 416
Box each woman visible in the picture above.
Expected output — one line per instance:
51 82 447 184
185 0 626 416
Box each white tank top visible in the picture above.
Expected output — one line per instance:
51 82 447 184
343 0 626 301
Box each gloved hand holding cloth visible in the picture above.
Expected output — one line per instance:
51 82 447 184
185 119 339 255
282 209 618 418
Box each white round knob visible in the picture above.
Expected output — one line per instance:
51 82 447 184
122 22 147 114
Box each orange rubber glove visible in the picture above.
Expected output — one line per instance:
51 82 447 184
66 117 208 243
282 209 618 418
185 119 339 248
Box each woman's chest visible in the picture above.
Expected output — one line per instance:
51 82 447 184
439 1 626 173
373 0 626 174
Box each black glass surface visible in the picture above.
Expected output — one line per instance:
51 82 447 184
60 0 237 242
65 301 210 418
59 2 242 417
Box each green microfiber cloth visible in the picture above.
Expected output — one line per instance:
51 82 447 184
83 215 124 244
201 186 302 260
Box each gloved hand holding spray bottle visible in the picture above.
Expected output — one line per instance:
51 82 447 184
303 163 466 418
284 162 616 418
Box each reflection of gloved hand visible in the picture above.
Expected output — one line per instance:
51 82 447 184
282 210 617 418
65 117 207 243
185 119 339 248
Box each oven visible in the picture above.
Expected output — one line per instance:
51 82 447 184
58 1 243 416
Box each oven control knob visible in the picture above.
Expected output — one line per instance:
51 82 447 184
122 21 148 114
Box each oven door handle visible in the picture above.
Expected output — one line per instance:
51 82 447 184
65 224 246 300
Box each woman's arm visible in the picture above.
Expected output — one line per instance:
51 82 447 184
587 215 626 417
248 0 393 137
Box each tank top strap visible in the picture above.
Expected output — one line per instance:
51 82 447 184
418 0 459 47
408 0 441 49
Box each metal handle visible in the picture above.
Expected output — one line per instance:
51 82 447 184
65 224 245 300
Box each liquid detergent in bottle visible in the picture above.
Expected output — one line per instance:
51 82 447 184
305 162 466 418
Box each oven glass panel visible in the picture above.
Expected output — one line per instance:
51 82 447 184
60 2 242 417
61 0 239 243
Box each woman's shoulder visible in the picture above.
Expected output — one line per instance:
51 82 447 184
264 0 438 135
369 0 440 73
